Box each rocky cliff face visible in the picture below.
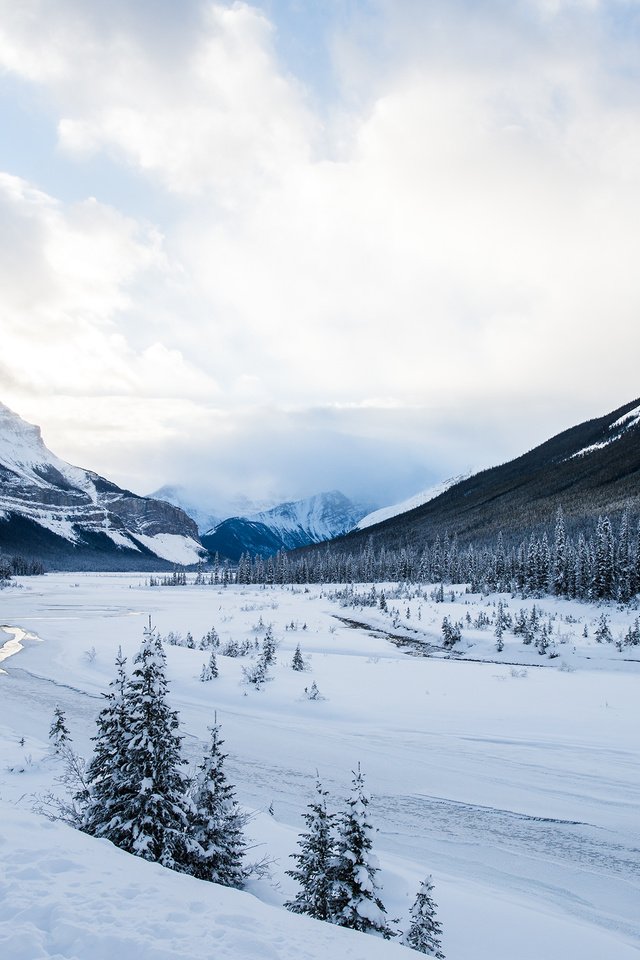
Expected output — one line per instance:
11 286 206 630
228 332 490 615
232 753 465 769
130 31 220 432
0 403 203 568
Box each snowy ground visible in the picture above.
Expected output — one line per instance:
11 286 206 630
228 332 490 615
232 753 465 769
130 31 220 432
1 573 639 959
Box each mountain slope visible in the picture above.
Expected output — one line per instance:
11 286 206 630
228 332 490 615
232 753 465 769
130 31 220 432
0 403 204 569
202 491 371 560
309 397 640 554
357 475 470 531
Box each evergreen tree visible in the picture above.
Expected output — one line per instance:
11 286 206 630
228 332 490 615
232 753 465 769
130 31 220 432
49 705 71 754
330 765 393 937
494 531 506 589
200 651 219 681
285 777 335 919
617 511 632 603
594 516 615 599
83 647 130 840
594 613 612 644
262 627 278 665
552 506 567 596
404 876 445 958
441 617 461 649
188 719 246 887
101 625 191 870
291 643 305 671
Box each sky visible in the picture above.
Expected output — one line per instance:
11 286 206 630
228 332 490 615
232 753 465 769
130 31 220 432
1 0 639 513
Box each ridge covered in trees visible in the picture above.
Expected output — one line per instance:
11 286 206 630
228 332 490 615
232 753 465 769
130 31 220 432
228 509 640 605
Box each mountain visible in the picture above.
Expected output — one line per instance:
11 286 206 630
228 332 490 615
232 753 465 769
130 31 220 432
0 403 204 569
303 397 640 555
150 485 223 535
201 491 372 561
356 475 470 531
150 484 281 534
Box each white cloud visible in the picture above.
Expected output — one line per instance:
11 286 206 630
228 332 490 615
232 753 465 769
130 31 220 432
0 1 639 502
0 1 316 199
0 174 219 404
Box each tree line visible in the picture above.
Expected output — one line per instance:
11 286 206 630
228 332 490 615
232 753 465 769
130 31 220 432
229 508 640 604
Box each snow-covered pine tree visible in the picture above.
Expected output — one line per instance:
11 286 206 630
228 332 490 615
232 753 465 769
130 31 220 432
285 777 335 920
404 875 445 958
291 643 305 671
553 506 567 596
262 626 277 665
594 516 615 599
330 765 393 938
102 625 191 870
45 704 89 825
200 651 219 681
49 705 71 754
187 718 246 887
83 647 130 840
594 612 612 644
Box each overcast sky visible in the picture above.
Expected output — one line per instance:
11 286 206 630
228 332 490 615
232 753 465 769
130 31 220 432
1 0 639 511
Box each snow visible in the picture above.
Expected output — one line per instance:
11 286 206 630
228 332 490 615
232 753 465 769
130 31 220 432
0 403 201 564
0 401 98 501
131 533 205 565
0 805 415 960
611 403 640 431
570 403 640 459
105 529 142 550
357 476 469 530
204 491 368 546
1 573 639 959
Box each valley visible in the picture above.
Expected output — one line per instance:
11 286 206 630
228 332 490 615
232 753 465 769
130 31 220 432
1 573 639 959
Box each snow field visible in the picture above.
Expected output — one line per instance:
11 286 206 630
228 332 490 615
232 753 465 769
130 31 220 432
1 573 639 959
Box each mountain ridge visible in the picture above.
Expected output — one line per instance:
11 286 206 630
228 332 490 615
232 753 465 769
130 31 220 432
296 397 640 556
0 403 204 569
201 490 372 561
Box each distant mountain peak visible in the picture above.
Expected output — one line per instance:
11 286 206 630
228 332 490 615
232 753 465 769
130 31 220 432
201 489 372 561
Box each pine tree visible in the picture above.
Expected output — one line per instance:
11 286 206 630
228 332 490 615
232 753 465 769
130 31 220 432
330 765 393 937
101 625 191 870
617 511 631 603
404 876 445 957
83 647 130 840
594 516 615 599
291 643 305 671
49 705 71 754
262 627 278 665
285 777 335 919
200 651 219 681
188 719 246 887
553 506 567 596
594 613 612 644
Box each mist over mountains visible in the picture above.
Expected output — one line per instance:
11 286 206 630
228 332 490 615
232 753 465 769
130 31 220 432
2 397 638 569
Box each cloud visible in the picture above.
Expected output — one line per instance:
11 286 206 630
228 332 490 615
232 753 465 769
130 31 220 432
0 1 639 504
0 174 219 402
0 0 316 199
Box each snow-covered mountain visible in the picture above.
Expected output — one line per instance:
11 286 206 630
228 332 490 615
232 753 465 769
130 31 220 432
201 491 372 561
356 475 470 531
0 402 204 568
151 485 223 535
246 490 370 546
151 484 279 534
317 395 640 555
